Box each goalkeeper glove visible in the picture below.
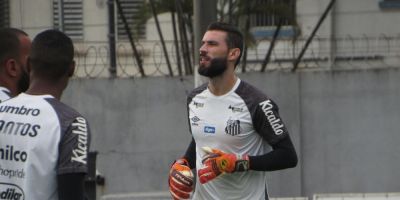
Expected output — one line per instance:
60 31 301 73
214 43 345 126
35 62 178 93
169 158 194 199
198 147 250 184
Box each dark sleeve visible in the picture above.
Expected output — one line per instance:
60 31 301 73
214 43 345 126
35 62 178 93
249 135 298 171
253 99 288 145
58 116 91 174
183 137 196 169
57 173 86 200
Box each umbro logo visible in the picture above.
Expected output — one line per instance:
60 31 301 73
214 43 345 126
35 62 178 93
191 116 200 122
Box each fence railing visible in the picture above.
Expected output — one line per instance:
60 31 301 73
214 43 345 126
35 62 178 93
72 34 400 78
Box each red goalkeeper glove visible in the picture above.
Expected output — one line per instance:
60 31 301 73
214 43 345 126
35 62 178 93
198 147 250 184
168 158 194 199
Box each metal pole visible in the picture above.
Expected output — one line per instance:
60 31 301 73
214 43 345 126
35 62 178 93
108 0 117 77
194 0 216 87
261 19 283 72
328 0 336 70
149 0 173 76
228 0 233 24
58 0 64 31
171 11 182 76
115 0 145 77
176 0 192 75
292 0 336 72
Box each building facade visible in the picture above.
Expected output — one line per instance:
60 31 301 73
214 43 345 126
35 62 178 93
2 0 400 77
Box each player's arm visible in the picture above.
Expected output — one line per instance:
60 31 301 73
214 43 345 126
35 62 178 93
58 173 86 200
251 98 298 171
183 137 196 169
169 138 196 199
57 116 91 199
198 99 298 184
183 93 197 169
198 137 297 184
249 135 297 171
168 95 198 198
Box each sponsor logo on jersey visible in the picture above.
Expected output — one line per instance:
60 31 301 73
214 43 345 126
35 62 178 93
0 184 24 200
225 119 241 136
0 105 40 116
0 145 28 163
204 126 215 134
71 117 88 165
193 101 204 108
259 100 284 135
0 165 25 179
0 120 40 138
228 105 243 113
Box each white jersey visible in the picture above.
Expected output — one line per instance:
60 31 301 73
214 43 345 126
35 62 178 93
0 86 11 103
188 79 289 200
0 93 90 200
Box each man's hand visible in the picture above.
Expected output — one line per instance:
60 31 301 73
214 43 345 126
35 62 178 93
198 147 249 184
169 158 194 199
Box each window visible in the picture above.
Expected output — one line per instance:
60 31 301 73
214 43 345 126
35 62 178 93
117 0 146 40
249 0 297 40
0 0 9 28
249 0 295 27
53 0 84 41
379 0 400 9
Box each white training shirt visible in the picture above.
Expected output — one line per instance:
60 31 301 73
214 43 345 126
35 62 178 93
0 93 90 200
188 79 289 200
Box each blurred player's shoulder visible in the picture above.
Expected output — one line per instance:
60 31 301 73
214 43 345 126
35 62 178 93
43 97 88 123
187 82 208 100
235 80 270 104
0 87 11 103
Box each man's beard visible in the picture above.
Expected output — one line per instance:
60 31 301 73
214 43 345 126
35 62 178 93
17 70 30 93
198 57 228 78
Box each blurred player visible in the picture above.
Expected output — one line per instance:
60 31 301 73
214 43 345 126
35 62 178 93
0 28 31 102
0 29 91 200
169 22 298 200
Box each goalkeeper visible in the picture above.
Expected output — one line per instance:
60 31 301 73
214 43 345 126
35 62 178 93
168 22 298 200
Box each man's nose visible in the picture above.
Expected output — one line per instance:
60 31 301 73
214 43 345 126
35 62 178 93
199 43 207 52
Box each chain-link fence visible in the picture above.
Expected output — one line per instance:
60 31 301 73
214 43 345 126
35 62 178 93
72 34 400 78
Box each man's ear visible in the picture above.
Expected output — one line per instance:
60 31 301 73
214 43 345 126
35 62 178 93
68 60 76 77
228 48 241 62
5 58 18 77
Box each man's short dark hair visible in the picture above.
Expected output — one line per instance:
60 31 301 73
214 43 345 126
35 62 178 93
29 29 74 80
206 21 244 66
0 28 28 64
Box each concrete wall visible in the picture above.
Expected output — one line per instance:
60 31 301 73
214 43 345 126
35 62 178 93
62 68 400 199
300 69 400 195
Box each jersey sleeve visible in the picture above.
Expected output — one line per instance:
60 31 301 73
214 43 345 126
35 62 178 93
253 99 288 145
57 116 91 175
